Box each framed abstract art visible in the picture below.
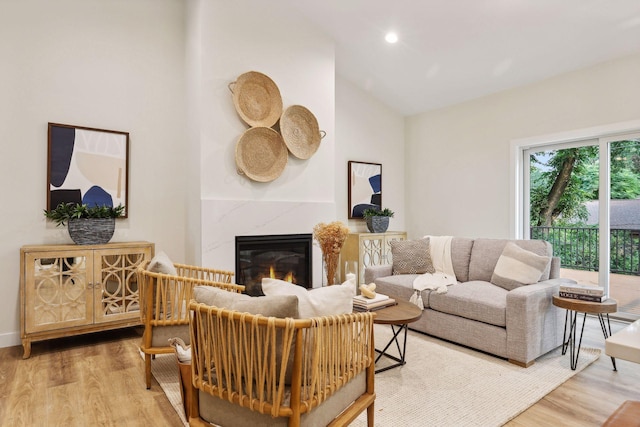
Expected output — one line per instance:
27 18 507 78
348 161 382 219
47 123 129 217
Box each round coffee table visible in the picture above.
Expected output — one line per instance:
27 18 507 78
552 295 618 371
371 298 422 373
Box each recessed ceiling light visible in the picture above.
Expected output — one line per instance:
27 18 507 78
385 32 398 44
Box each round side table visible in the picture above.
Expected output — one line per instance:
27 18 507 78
370 298 422 373
552 295 618 371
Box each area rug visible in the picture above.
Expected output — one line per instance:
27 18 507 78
149 326 600 427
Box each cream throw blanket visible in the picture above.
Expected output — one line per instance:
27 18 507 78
410 236 457 309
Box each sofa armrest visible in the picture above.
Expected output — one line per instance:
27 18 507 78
505 279 568 365
364 264 393 284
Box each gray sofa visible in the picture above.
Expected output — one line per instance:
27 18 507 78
365 237 570 367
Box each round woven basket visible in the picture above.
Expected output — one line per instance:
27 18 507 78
235 127 288 182
280 105 323 160
230 71 283 128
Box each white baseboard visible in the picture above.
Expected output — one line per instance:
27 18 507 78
0 331 21 349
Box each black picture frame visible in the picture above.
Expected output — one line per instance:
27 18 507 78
348 161 382 219
47 122 129 217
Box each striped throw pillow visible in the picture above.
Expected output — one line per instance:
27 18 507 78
490 242 551 291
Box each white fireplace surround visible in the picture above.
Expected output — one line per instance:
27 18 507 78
201 199 336 288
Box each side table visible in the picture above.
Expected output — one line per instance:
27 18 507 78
371 298 422 373
552 295 618 371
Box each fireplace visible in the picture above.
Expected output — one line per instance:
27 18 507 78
235 234 313 296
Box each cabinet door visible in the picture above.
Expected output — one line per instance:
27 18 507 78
359 235 386 271
24 251 93 333
93 246 151 323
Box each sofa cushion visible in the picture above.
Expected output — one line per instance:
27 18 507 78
428 281 508 327
373 274 423 306
491 242 551 291
468 239 552 282
451 237 474 282
390 238 435 275
262 278 354 318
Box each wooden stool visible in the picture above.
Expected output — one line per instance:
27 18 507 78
602 400 640 426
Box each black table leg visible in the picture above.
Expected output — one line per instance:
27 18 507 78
375 324 409 373
561 309 587 370
561 309 616 371
597 313 617 371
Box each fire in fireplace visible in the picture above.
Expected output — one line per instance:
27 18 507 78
235 234 312 296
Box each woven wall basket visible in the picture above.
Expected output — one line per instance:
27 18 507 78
229 71 283 128
68 218 116 245
235 127 288 182
280 105 325 160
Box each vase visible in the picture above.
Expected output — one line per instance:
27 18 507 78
322 253 340 286
366 216 389 233
67 218 116 245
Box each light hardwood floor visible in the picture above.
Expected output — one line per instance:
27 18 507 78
1 316 638 426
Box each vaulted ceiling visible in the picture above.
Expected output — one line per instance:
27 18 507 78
282 0 640 115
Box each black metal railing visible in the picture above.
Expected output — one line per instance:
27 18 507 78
531 226 640 275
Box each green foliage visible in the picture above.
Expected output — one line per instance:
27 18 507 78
530 140 640 226
44 202 125 227
362 207 394 218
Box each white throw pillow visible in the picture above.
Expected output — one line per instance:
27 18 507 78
262 277 355 318
491 242 551 291
147 251 178 275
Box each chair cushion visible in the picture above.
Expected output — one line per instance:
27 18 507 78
261 278 354 318
490 242 551 291
152 324 190 347
193 286 300 385
193 286 299 318
198 371 367 426
429 281 508 327
390 238 435 275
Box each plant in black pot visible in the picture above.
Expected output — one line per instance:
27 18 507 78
362 207 394 233
44 202 125 245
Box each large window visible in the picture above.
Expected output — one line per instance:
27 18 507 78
512 122 640 320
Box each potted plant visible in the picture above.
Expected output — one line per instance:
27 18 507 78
44 202 125 245
362 207 394 233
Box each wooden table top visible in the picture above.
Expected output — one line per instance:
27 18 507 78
552 295 618 314
371 298 423 325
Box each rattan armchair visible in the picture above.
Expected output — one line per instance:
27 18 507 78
137 262 243 389
185 301 376 427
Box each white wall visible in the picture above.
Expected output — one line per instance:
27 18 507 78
335 77 406 232
405 53 640 240
193 0 338 285
0 0 187 347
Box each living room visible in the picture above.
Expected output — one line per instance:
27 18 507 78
1 0 640 425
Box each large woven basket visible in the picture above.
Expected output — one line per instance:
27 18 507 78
68 218 115 245
280 105 325 159
235 127 288 182
229 71 283 128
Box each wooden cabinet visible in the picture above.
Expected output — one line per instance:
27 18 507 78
20 241 154 358
340 232 406 285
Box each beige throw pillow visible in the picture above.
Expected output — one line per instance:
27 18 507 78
193 286 299 318
147 251 178 276
390 238 435 275
490 242 551 291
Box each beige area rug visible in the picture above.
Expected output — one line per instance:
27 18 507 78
150 326 600 427
353 326 600 427
148 353 189 427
